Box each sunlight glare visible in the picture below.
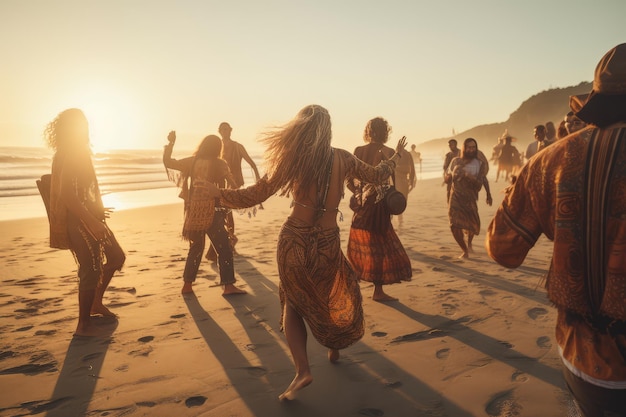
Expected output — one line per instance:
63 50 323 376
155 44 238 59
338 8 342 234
67 83 144 152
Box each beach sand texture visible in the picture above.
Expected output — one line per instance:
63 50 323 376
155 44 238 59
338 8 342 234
0 178 580 417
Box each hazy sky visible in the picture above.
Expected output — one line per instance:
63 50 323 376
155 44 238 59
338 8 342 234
1 0 624 153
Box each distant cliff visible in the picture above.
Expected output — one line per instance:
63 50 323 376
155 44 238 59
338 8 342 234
419 81 593 151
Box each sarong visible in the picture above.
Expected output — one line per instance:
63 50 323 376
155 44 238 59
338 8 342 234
277 217 364 350
348 196 412 285
347 225 412 285
448 177 481 235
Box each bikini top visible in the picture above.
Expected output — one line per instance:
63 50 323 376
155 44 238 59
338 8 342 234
291 149 342 221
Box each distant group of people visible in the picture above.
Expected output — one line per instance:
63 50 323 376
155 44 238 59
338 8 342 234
42 43 626 415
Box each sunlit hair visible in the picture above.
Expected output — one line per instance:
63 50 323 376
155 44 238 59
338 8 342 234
461 138 478 159
261 104 333 197
363 117 391 144
195 135 222 159
43 108 89 152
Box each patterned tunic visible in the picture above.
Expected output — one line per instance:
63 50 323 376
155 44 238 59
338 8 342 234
163 144 235 240
447 154 489 235
487 123 626 385
218 148 396 349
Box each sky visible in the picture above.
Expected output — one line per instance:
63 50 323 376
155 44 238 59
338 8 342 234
1 0 624 154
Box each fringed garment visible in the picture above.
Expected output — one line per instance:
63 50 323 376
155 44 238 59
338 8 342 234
163 143 235 240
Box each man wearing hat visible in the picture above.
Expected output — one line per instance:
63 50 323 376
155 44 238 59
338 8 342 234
486 43 626 416
443 138 460 202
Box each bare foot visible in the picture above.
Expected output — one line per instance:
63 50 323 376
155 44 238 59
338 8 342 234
222 284 247 296
373 292 398 302
181 282 194 294
328 349 340 363
90 304 117 317
278 373 313 401
458 252 469 259
73 322 110 337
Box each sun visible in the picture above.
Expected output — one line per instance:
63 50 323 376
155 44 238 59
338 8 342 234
63 82 145 152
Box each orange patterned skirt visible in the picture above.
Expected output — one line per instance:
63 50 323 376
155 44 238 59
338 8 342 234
277 217 364 350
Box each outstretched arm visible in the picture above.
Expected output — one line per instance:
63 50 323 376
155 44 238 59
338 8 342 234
239 144 261 182
206 176 277 209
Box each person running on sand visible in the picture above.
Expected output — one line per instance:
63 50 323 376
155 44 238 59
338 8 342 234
205 105 407 401
163 131 246 296
44 108 126 337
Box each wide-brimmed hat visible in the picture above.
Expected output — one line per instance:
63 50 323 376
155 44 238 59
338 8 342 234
570 43 626 127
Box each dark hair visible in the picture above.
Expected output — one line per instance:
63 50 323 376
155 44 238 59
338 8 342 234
461 138 478 159
195 135 222 159
364 117 390 144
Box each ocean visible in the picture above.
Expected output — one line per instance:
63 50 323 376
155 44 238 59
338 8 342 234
0 146 444 222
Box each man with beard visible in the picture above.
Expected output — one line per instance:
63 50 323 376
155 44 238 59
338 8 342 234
447 138 492 259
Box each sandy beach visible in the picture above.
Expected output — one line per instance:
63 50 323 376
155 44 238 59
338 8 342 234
0 177 579 417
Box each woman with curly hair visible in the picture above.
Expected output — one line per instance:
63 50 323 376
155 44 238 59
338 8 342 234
44 108 125 337
347 117 412 301
206 105 406 400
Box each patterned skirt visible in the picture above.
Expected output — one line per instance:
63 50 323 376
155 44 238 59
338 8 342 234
347 221 412 285
277 217 364 350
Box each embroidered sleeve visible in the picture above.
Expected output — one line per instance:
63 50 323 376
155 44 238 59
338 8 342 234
486 162 543 268
219 175 278 209
341 148 395 185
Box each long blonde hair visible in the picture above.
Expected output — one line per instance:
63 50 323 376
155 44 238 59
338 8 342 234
261 105 333 197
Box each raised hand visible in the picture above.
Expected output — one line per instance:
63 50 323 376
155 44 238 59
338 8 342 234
395 136 408 154
167 130 176 144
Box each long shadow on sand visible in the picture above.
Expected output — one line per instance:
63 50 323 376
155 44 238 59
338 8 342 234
43 320 118 417
406 248 552 307
183 255 477 416
385 301 566 390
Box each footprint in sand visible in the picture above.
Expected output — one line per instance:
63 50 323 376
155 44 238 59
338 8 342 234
171 313 186 319
511 371 528 383
485 389 521 417
383 380 402 388
479 289 496 297
14 326 34 332
245 366 267 377
536 336 552 348
442 303 457 316
371 331 387 337
359 408 384 417
185 396 207 407
527 307 548 320
138 336 154 343
82 352 104 362
115 364 129 372
436 348 450 359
